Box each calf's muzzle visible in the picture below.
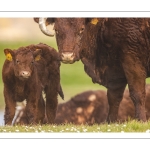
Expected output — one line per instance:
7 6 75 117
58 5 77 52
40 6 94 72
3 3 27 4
20 71 31 79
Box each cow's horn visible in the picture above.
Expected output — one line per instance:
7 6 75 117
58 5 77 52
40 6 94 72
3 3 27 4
38 18 55 37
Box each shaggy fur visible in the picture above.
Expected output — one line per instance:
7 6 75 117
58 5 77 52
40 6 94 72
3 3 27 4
2 43 64 125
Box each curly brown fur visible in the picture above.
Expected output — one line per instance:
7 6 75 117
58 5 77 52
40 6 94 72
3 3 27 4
2 43 63 125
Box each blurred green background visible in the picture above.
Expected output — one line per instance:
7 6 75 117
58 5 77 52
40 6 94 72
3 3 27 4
0 18 105 112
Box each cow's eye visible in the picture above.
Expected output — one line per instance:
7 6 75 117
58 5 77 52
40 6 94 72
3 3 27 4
31 61 34 64
79 25 85 34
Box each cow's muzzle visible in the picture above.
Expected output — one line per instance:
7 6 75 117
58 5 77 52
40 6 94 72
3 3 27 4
61 52 75 64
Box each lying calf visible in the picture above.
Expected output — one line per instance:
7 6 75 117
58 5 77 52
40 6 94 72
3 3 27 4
55 85 150 125
2 43 64 125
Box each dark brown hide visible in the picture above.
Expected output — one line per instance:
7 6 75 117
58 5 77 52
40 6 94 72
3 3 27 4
2 43 63 125
55 84 150 125
80 18 150 123
34 18 150 123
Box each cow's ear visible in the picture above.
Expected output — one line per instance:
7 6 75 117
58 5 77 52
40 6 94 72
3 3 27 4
46 18 55 25
33 18 39 23
33 49 42 61
4 49 14 61
33 18 55 25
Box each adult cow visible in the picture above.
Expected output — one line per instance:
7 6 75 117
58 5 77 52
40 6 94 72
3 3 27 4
34 18 150 123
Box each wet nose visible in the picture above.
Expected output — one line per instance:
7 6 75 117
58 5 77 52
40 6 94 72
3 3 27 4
61 52 75 64
20 71 31 78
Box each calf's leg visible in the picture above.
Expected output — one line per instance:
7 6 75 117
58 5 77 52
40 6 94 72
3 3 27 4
45 87 58 124
3 87 16 125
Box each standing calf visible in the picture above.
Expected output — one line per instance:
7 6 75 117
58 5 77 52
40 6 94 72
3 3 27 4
2 43 64 125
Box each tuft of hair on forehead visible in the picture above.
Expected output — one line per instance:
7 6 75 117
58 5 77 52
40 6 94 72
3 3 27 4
15 47 33 56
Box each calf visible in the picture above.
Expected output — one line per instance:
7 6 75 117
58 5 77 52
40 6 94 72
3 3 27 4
2 43 64 125
55 85 150 125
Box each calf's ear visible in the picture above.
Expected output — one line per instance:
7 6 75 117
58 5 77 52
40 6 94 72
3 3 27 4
33 49 42 61
4 49 14 61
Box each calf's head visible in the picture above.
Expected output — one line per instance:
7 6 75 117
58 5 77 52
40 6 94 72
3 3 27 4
4 48 42 80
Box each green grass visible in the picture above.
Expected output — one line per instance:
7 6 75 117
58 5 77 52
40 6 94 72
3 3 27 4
0 120 150 132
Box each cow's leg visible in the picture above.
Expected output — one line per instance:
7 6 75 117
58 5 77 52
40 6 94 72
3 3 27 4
3 86 16 125
45 87 58 124
107 82 127 123
122 53 147 122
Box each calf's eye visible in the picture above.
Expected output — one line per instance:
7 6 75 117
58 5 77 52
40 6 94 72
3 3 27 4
16 60 19 64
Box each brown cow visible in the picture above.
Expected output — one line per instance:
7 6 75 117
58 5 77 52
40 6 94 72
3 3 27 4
2 43 64 125
34 18 150 123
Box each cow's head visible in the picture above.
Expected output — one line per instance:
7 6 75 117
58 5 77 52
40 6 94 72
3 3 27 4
34 18 96 64
4 48 42 80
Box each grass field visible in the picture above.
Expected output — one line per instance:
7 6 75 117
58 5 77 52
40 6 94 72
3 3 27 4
0 120 150 132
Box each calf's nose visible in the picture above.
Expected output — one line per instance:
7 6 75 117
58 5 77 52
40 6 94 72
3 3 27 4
61 52 75 64
20 71 31 78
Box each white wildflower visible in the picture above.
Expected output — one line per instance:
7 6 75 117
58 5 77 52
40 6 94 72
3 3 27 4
83 129 87 132
146 129 150 133
15 129 19 132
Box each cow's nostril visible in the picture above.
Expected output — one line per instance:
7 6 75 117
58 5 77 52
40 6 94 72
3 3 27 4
61 52 75 64
62 52 74 58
